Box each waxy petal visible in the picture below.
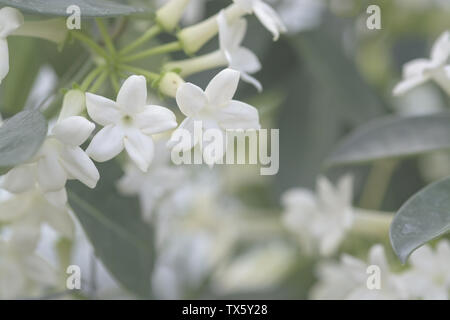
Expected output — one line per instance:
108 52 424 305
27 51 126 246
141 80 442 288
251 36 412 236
37 155 67 192
52 116 95 146
59 146 100 188
253 0 287 41
86 125 125 162
135 105 177 135
176 82 208 117
86 93 122 126
124 128 155 172
0 7 24 38
217 100 260 130
117 75 147 114
0 165 35 193
205 68 240 108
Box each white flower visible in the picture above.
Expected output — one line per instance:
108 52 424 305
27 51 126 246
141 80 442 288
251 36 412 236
86 75 178 172
117 140 188 222
0 230 58 299
212 242 296 294
0 7 24 84
399 240 450 300
282 175 353 256
168 68 260 164
0 188 74 239
233 0 287 40
1 116 99 194
393 31 450 96
310 245 409 300
217 10 262 91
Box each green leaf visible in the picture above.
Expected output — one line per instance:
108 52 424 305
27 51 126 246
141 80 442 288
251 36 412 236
326 112 450 167
390 177 450 263
0 110 47 171
67 161 154 298
0 0 144 17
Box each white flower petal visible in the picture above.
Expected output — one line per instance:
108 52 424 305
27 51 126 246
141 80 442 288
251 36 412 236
40 204 74 239
0 7 24 38
403 59 431 78
167 117 198 151
124 129 155 172
393 75 429 96
86 124 125 162
217 100 260 130
205 68 240 107
58 90 86 121
0 39 9 84
23 255 58 286
51 116 95 146
135 105 177 135
59 146 100 188
37 155 67 192
368 244 389 272
86 92 122 126
253 1 287 41
117 75 147 114
218 11 247 51
0 165 35 193
176 82 208 117
231 47 261 74
240 72 263 92
431 31 450 65
44 188 68 207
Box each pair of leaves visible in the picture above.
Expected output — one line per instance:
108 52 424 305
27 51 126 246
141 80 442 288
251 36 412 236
67 161 154 298
326 112 450 263
0 110 47 172
0 0 143 17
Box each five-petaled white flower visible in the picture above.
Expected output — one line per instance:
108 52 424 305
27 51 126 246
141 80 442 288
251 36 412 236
217 10 262 91
168 68 260 164
1 116 99 194
393 31 450 96
282 175 354 256
399 240 450 300
310 245 409 300
0 7 24 84
86 75 178 172
233 0 287 41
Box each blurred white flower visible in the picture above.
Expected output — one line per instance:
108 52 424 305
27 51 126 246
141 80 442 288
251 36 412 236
0 207 62 299
212 242 296 294
282 175 354 256
117 140 188 222
233 0 287 40
0 188 75 239
217 11 262 91
0 7 24 84
399 240 450 300
1 116 99 194
168 68 260 164
393 31 450 96
311 245 409 300
273 0 324 33
86 75 177 172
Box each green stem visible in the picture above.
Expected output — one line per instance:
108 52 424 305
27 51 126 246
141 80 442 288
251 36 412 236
359 159 399 210
89 71 108 93
95 18 115 55
119 25 161 56
121 41 182 63
351 209 393 239
71 31 110 61
110 72 120 93
118 64 160 81
80 66 105 91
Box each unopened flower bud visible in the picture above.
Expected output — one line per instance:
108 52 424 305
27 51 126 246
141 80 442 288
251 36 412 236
158 72 185 98
156 0 191 32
